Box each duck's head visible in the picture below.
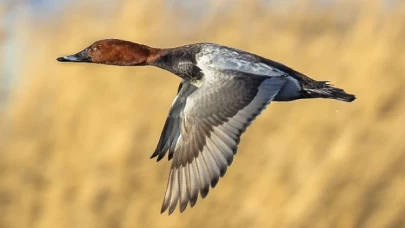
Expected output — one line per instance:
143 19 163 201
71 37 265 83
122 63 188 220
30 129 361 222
57 39 161 66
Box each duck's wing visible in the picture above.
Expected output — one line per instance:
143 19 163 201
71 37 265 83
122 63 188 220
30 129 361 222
151 80 198 161
161 70 288 214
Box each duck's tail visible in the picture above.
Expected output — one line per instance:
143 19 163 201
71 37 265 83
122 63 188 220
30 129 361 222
302 81 356 102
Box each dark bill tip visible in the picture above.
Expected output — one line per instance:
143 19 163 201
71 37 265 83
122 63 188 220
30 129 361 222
57 56 77 62
57 50 91 63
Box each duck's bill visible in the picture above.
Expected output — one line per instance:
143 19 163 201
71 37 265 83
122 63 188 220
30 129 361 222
57 50 91 62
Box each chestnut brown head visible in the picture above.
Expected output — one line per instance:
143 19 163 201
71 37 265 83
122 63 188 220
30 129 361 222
57 39 161 66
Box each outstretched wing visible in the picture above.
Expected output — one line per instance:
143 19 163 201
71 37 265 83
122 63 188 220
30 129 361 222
161 70 288 214
151 80 198 161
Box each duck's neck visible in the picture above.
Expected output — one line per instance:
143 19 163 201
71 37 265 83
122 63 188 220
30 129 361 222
149 47 203 81
145 47 168 65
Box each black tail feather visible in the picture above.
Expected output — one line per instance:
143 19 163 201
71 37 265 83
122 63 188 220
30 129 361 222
303 82 356 102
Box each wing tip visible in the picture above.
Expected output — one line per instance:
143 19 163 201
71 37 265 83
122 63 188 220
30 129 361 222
160 200 170 214
210 176 219 188
150 150 158 159
150 147 165 161
190 195 198 207
168 203 177 215
179 202 188 213
161 202 189 215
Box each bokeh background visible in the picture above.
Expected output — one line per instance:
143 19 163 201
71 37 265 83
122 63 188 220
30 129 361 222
1 0 405 227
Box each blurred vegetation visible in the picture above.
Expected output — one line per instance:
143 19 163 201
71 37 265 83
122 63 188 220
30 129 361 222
1 0 405 227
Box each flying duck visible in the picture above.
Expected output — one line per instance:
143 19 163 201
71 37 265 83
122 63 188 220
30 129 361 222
57 39 356 214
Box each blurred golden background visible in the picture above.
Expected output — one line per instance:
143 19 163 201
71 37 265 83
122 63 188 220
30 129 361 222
1 0 405 227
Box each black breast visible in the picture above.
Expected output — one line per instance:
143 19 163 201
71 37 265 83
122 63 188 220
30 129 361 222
152 46 203 82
